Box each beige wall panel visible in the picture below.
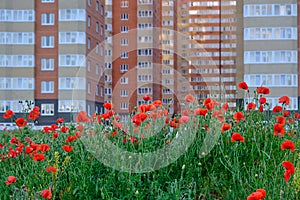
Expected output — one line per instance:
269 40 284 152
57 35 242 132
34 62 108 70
58 22 86 32
59 0 86 9
244 0 296 4
0 91 34 100
0 0 34 9
245 18 296 27
0 46 34 54
58 44 86 54
59 90 86 100
0 23 34 32
58 67 85 77
245 65 298 74
0 68 34 77
244 41 297 51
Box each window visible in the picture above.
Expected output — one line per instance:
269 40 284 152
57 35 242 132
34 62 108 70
0 55 34 67
88 38 91 50
41 36 54 48
105 88 112 95
41 104 54 116
96 85 99 96
121 38 128 46
87 60 91 71
58 100 85 112
120 13 129 20
96 1 99 11
138 49 152 56
59 77 85 89
41 81 54 93
121 26 129 32
59 32 86 44
120 77 128 84
120 90 128 97
121 0 129 7
120 52 128 58
138 10 153 17
244 50 297 64
0 32 34 44
59 9 86 21
88 82 91 94
244 4 297 17
96 22 99 32
88 16 91 27
96 43 99 53
100 6 104 15
59 54 85 66
88 0 91 6
100 26 104 36
137 61 152 68
138 0 152 5
120 102 128 110
96 64 99 74
138 74 152 82
138 87 152 94
120 64 129 73
105 62 112 69
0 10 35 22
0 78 34 90
41 13 54 25
42 0 55 2
41 58 54 70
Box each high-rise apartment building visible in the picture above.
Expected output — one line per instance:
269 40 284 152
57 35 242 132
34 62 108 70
0 0 105 125
241 1 299 110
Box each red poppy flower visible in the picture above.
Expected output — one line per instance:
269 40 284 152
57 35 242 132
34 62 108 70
46 166 57 173
152 100 162 107
3 110 15 119
276 116 286 126
5 176 17 185
212 110 224 122
259 105 264 112
52 132 58 139
222 103 229 112
247 188 266 200
139 104 148 113
273 123 285 137
28 106 40 121
25 146 34 154
279 96 290 105
38 144 50 152
142 94 152 101
147 104 156 111
62 145 72 152
179 116 189 124
103 102 113 110
15 118 28 127
247 102 256 110
282 161 294 183
185 94 195 103
294 113 300 119
231 133 244 142
33 153 45 161
221 123 231 133
259 97 266 105
194 108 208 116
233 112 244 122
272 106 283 113
204 98 214 110
256 87 270 94
60 126 69 133
281 140 295 152
40 189 52 199
66 135 77 143
284 111 290 117
76 111 90 123
56 118 64 123
238 82 248 90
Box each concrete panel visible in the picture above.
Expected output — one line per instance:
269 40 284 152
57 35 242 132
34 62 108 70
0 68 34 77
244 40 297 51
59 0 86 9
0 0 34 9
0 46 34 54
0 90 34 100
58 44 86 54
245 64 298 74
0 23 35 32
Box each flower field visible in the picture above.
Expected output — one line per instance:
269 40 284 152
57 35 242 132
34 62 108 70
0 82 300 199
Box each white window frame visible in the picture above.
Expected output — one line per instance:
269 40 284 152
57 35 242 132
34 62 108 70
41 13 55 25
41 58 54 71
41 36 54 48
41 81 54 93
41 104 54 116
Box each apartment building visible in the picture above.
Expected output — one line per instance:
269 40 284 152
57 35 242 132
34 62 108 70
242 1 299 110
0 0 105 125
